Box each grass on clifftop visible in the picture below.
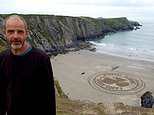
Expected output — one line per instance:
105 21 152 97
54 79 107 115
56 96 107 115
56 95 154 115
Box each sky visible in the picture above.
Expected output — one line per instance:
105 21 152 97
0 0 154 21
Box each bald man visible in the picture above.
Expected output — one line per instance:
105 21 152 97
0 15 56 115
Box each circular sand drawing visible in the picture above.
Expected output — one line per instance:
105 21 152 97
87 71 145 95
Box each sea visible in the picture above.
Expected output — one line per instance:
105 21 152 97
90 19 154 62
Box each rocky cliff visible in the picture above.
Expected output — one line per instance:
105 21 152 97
0 14 140 55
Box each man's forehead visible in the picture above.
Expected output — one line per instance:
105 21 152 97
6 16 24 26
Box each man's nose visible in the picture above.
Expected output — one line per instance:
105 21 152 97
13 32 19 39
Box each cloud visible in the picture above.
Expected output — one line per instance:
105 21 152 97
0 0 154 21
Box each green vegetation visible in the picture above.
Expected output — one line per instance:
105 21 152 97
56 16 64 22
103 17 129 27
0 46 5 51
54 79 107 115
0 39 6 51
56 96 107 115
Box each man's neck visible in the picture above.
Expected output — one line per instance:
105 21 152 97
11 42 30 55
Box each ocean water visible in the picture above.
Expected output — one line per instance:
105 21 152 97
90 20 154 62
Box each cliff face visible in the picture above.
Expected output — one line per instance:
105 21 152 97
0 14 140 55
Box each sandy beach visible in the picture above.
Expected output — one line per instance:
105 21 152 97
51 50 154 106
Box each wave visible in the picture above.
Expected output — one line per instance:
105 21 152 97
90 40 154 62
127 47 137 51
89 41 107 46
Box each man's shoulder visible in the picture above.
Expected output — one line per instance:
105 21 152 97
0 49 10 58
31 47 48 57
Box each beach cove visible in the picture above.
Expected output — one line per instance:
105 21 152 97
52 50 154 106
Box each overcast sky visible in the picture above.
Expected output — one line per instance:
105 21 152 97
0 0 154 21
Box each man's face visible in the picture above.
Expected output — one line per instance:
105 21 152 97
3 17 28 50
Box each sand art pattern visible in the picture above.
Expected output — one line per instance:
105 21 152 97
88 71 145 95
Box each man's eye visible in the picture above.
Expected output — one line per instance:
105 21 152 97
7 30 14 34
18 30 24 34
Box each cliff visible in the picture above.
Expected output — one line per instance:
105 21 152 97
0 14 140 55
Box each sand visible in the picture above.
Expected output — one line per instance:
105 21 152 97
51 50 154 106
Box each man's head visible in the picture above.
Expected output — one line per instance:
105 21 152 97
3 15 29 50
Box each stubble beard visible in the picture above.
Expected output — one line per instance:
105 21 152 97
11 41 25 50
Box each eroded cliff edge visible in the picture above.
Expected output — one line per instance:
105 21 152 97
0 14 140 55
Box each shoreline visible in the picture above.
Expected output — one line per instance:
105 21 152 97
52 50 154 106
96 50 154 63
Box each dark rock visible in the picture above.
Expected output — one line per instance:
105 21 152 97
134 26 140 30
141 91 154 108
81 72 85 75
87 47 96 52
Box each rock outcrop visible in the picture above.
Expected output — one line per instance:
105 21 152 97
0 14 140 55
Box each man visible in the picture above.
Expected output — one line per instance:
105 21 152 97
0 15 56 115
